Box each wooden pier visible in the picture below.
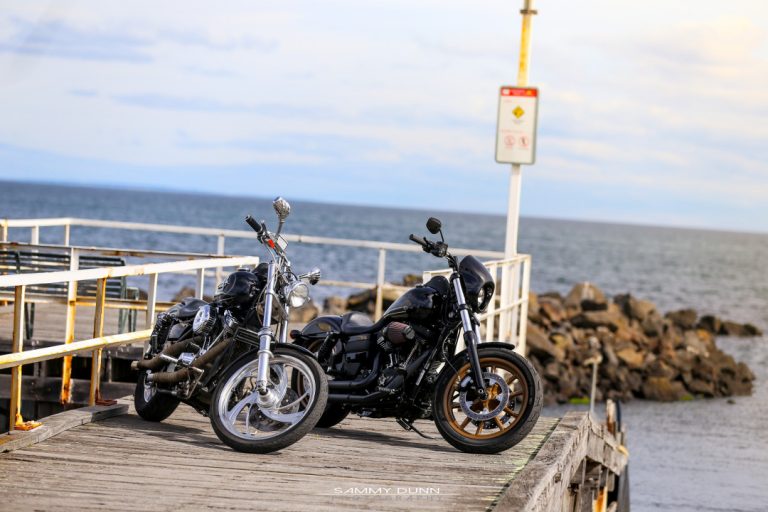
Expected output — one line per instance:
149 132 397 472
0 223 629 510
0 399 627 511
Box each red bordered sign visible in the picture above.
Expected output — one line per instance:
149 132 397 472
495 86 539 165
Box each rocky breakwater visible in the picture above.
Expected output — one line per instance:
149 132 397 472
528 283 761 405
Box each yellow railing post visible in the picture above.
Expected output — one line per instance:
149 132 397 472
60 248 80 404
89 278 107 406
9 285 25 432
9 285 41 431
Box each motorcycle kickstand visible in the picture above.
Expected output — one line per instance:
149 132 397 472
396 418 434 440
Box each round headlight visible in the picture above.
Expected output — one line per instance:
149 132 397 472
285 281 310 308
476 288 486 309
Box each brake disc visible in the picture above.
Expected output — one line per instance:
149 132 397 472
459 372 509 422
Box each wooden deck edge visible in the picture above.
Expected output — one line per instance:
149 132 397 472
490 412 628 512
0 396 131 453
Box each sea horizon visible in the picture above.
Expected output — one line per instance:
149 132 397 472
2 178 767 238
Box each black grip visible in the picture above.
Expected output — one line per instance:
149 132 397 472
409 234 428 248
245 216 263 234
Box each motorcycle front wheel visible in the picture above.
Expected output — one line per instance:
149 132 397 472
433 346 542 454
134 370 180 422
209 346 328 453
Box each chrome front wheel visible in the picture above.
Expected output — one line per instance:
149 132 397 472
209 347 328 453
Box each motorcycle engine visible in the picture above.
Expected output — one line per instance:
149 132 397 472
376 322 418 389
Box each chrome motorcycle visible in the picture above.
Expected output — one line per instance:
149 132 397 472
133 197 328 453
294 217 542 453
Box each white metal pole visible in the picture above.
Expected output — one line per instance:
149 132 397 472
504 0 536 258
502 0 536 352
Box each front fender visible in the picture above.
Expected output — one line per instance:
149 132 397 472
273 343 319 360
449 341 517 364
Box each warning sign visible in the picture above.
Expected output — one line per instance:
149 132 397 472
495 86 539 165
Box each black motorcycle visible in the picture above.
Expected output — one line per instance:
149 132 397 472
133 197 328 453
293 217 542 453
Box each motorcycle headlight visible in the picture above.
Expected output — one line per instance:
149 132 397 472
476 283 494 313
476 288 486 309
193 305 215 335
285 281 310 308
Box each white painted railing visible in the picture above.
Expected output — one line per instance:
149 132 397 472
423 254 531 355
1 217 506 319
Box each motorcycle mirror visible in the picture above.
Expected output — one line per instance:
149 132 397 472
426 217 442 235
305 267 321 285
273 197 291 221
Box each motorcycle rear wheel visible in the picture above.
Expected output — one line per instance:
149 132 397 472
433 346 542 454
295 338 350 428
209 346 328 453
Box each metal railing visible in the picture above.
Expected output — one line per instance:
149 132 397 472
0 255 260 432
423 254 531 355
1 217 506 319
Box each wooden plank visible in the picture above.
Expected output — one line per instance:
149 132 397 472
0 401 559 511
0 399 128 453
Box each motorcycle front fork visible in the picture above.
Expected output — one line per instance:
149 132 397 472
256 262 277 394
452 275 488 400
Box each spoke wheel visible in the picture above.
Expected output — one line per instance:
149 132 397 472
444 358 529 440
432 346 542 454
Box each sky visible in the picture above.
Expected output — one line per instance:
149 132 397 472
0 1 767 232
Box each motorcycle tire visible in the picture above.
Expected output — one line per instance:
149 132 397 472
134 371 180 422
209 346 328 453
294 338 350 429
433 346 542 454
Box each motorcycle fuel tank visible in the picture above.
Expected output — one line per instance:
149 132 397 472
382 284 441 322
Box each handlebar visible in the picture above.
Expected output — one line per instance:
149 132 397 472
409 233 449 258
245 215 263 235
409 234 429 249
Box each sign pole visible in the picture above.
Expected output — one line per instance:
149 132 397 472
499 0 537 350
504 0 537 258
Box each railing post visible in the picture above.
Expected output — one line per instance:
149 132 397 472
30 226 39 245
509 258 521 347
499 264 511 342
146 272 158 330
9 285 26 432
60 248 80 404
195 267 205 299
216 235 225 285
517 256 531 355
374 249 386 320
63 222 71 246
1 219 8 242
89 278 107 406
486 263 498 342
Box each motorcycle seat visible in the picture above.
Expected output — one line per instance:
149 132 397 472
340 311 389 336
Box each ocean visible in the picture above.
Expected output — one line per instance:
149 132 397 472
1 180 767 510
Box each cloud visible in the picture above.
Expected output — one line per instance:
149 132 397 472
0 1 766 232
0 17 153 62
